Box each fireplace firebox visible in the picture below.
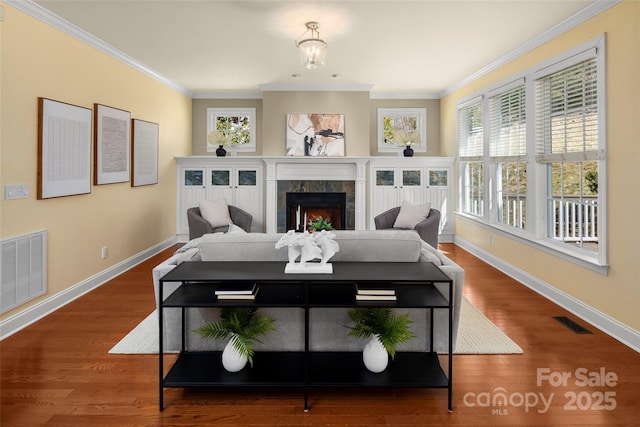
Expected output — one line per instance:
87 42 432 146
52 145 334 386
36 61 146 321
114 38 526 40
286 192 346 232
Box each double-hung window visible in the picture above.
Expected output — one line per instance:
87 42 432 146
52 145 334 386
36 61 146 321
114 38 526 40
458 98 484 217
489 81 527 230
455 35 606 267
206 108 256 153
534 49 603 256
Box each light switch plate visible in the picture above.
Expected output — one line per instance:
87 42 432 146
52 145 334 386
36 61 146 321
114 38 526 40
5 184 29 200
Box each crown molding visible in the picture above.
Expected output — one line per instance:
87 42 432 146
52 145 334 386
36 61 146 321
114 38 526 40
192 92 264 100
5 0 192 97
440 0 622 98
369 92 440 100
259 83 374 92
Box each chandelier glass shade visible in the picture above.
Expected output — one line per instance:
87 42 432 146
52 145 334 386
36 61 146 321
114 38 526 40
296 22 326 69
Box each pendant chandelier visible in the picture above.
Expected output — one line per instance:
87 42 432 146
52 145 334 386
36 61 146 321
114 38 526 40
295 21 327 70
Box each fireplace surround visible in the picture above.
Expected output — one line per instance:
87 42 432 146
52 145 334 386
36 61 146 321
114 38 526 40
264 157 369 233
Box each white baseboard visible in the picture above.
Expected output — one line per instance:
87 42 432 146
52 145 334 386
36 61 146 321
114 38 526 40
0 236 177 340
454 236 640 353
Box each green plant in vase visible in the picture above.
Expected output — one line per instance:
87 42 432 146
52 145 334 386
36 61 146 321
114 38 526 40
310 216 333 231
348 307 415 372
193 307 275 371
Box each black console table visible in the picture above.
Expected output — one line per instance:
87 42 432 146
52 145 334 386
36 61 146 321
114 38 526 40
158 261 453 411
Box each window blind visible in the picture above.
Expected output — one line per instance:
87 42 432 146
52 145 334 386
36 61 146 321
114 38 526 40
489 84 526 161
535 57 599 163
458 101 483 159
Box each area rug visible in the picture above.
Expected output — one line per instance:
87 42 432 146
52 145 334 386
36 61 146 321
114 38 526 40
109 298 522 355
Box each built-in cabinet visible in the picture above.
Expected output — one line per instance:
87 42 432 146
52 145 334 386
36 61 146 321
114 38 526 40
177 158 264 237
176 157 454 242
369 157 454 241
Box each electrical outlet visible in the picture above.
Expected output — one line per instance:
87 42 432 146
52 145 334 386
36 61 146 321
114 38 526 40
101 246 108 259
489 235 495 246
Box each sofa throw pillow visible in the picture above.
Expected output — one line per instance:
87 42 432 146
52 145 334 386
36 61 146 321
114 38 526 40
393 201 432 229
227 222 247 234
198 199 232 229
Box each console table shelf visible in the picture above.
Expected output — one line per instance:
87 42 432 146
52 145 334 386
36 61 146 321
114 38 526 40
159 261 453 411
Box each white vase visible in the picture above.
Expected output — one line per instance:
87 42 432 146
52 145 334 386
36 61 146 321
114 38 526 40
221 336 248 372
363 334 388 373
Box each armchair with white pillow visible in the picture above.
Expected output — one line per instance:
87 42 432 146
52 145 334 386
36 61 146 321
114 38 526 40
374 201 441 248
187 199 252 240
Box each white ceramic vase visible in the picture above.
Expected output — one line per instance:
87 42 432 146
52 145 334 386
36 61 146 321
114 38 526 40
221 336 248 372
363 334 388 373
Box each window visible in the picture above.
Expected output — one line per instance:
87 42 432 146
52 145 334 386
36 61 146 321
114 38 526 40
535 53 601 254
457 99 484 216
455 36 606 267
377 108 427 153
206 108 256 153
489 81 527 229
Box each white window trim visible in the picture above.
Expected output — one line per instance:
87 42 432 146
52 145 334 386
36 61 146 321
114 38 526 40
377 108 427 153
455 35 607 271
206 107 256 153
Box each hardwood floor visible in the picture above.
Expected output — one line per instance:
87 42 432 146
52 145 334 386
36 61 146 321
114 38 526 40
2 244 639 426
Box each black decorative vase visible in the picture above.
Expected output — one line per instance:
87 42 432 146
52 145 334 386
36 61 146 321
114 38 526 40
216 145 227 157
403 145 414 157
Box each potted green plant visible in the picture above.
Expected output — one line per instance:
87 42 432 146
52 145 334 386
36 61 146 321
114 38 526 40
193 307 275 372
347 307 415 373
309 216 333 231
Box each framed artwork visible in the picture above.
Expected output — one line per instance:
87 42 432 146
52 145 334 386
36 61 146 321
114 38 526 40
94 103 131 184
131 119 159 187
377 108 427 153
285 113 345 156
37 98 92 199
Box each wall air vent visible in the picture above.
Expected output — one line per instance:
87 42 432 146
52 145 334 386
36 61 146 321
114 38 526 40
1 230 47 314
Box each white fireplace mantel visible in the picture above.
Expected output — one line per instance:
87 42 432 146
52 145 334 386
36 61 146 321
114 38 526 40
262 157 369 233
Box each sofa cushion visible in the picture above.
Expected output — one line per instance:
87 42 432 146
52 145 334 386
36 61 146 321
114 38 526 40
198 199 232 228
198 229 422 263
393 201 432 229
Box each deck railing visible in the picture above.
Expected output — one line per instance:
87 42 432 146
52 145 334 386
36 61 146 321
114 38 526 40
499 196 598 244
550 197 598 242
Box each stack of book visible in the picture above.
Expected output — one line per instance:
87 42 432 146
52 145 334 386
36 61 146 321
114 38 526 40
215 283 259 300
354 283 397 301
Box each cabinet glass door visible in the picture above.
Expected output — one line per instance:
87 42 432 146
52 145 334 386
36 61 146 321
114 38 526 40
237 170 257 186
184 169 204 187
402 170 422 186
210 170 231 186
376 170 395 186
428 170 448 186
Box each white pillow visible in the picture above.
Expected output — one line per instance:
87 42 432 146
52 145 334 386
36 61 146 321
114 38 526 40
198 199 232 228
393 201 432 229
227 222 247 234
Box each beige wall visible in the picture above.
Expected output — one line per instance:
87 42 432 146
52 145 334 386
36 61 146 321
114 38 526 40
0 5 192 320
192 92 441 157
441 1 640 331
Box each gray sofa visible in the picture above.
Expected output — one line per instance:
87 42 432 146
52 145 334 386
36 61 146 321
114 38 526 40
152 229 464 353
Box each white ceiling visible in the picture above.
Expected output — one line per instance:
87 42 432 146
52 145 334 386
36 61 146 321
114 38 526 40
33 0 599 97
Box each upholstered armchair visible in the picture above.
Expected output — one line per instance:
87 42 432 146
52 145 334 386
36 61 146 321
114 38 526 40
374 206 441 249
187 206 252 240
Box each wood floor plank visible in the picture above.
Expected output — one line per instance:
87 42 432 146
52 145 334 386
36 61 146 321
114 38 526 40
2 244 639 426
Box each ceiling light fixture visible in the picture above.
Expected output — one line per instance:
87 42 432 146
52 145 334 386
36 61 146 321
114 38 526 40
295 21 326 70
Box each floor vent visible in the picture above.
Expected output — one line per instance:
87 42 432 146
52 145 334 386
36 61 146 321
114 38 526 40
552 316 592 334
1 230 47 314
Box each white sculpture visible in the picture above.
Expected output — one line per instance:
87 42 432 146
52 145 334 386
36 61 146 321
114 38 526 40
275 230 339 273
